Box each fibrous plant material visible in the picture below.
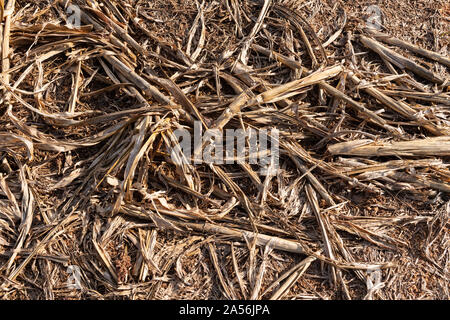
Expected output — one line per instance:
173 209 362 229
0 0 448 300
328 137 450 157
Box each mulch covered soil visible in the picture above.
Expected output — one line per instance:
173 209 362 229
0 0 448 299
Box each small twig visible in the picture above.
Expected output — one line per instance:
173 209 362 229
360 35 444 84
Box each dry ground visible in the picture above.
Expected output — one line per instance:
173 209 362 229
0 0 448 300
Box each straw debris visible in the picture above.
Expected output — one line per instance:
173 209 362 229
0 0 448 300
